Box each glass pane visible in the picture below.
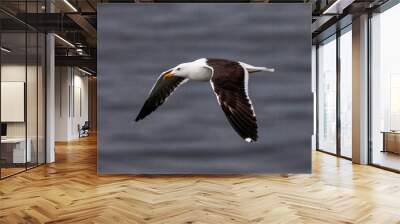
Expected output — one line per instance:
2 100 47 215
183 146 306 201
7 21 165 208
371 4 400 171
27 31 38 169
26 0 39 169
340 29 352 158
1 31 27 177
0 1 46 178
318 36 337 154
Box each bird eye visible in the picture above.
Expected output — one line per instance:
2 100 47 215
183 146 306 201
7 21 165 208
177 67 181 71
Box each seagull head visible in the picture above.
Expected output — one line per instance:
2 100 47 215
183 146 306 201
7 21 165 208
163 59 208 80
163 63 191 80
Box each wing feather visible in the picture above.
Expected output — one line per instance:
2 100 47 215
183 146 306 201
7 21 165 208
208 59 258 142
135 70 188 121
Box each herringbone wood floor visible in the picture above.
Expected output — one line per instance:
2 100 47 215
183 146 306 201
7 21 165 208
1 135 400 224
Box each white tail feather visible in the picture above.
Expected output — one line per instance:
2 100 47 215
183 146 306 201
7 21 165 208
239 62 275 73
257 67 275 73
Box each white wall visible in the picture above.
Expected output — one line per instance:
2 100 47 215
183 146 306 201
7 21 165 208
55 67 70 141
1 66 26 136
55 67 89 141
70 73 89 139
1 65 39 138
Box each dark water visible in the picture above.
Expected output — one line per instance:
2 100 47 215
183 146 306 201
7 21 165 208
98 4 313 174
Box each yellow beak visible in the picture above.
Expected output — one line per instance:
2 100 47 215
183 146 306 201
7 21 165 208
163 71 174 80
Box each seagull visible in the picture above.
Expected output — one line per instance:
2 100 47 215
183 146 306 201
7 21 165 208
135 58 275 142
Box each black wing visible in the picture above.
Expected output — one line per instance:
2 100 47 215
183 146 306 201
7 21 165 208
135 70 188 121
208 59 258 142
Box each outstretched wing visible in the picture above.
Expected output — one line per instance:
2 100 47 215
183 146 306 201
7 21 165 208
135 70 188 121
208 60 258 142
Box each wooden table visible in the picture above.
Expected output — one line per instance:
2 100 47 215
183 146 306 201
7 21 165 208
382 131 400 154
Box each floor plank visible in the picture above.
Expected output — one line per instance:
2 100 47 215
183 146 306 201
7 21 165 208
1 134 400 224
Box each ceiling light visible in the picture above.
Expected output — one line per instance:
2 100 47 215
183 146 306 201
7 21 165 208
76 48 84 55
323 0 342 15
78 67 93 76
63 0 78 12
1 47 11 53
322 0 354 15
54 34 75 48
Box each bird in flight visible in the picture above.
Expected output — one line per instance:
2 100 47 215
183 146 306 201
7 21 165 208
135 58 275 142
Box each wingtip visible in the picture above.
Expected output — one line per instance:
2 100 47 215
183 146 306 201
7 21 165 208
134 115 142 122
135 110 146 122
245 137 257 143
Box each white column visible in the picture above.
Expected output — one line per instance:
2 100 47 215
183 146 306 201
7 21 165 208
352 14 369 164
55 67 73 141
46 1 55 163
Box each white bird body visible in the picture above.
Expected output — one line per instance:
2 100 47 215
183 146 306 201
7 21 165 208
171 58 274 81
171 58 211 81
135 58 275 142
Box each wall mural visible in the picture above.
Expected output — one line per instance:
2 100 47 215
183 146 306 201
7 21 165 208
98 4 312 174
